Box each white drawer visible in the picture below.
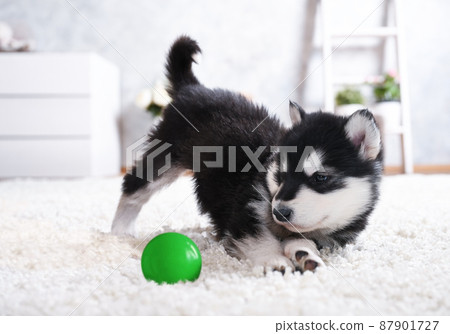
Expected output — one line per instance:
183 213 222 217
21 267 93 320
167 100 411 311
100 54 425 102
0 139 91 177
0 53 117 95
0 52 120 177
0 98 91 136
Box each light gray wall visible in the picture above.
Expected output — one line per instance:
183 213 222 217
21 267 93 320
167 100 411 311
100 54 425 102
1 0 449 166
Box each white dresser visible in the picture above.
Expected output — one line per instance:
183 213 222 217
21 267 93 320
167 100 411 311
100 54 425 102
0 53 121 177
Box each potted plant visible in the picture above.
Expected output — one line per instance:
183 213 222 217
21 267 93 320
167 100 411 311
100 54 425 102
370 71 401 129
135 80 171 118
334 87 365 116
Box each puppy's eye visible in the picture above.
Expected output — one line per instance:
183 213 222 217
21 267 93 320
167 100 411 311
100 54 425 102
313 174 329 183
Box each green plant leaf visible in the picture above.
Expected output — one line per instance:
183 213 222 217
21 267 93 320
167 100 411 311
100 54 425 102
373 73 401 102
147 104 163 117
335 87 364 106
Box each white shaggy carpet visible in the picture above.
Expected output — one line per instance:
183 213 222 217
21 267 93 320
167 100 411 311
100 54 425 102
0 174 449 316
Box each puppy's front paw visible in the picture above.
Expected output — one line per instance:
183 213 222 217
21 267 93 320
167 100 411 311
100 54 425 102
283 239 324 273
228 229 296 274
258 254 295 274
292 249 324 273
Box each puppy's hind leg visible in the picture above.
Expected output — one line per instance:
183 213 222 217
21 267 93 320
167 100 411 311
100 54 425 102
111 144 184 237
111 173 150 237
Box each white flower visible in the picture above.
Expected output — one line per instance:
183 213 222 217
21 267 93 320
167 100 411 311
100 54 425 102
152 80 171 107
0 22 13 48
135 89 152 109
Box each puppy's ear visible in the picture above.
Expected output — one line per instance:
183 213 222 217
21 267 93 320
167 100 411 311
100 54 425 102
345 109 381 160
289 100 306 125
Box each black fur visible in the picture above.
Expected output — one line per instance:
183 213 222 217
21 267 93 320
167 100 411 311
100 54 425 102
123 36 383 253
165 35 201 97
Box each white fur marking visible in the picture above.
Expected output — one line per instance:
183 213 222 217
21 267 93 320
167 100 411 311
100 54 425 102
266 161 279 196
111 167 184 236
289 104 302 125
111 185 152 236
192 52 202 64
232 228 294 272
279 177 372 233
345 113 381 160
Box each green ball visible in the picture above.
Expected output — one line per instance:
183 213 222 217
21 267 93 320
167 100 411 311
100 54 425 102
141 232 202 284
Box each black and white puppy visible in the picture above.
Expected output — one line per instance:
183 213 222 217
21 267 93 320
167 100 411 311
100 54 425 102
112 36 383 273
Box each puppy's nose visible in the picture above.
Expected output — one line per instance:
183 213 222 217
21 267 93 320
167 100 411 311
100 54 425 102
273 206 293 222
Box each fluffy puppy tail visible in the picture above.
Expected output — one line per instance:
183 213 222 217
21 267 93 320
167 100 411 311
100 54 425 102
165 35 201 98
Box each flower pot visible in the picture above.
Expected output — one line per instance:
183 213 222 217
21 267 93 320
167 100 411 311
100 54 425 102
120 105 160 167
371 101 402 131
335 104 366 117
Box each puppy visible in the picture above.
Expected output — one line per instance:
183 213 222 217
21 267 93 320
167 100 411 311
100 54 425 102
112 36 383 273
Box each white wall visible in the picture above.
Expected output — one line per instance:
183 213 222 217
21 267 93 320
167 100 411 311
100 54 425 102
1 0 449 166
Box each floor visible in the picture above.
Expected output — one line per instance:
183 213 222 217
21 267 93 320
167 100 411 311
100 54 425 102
0 174 449 315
